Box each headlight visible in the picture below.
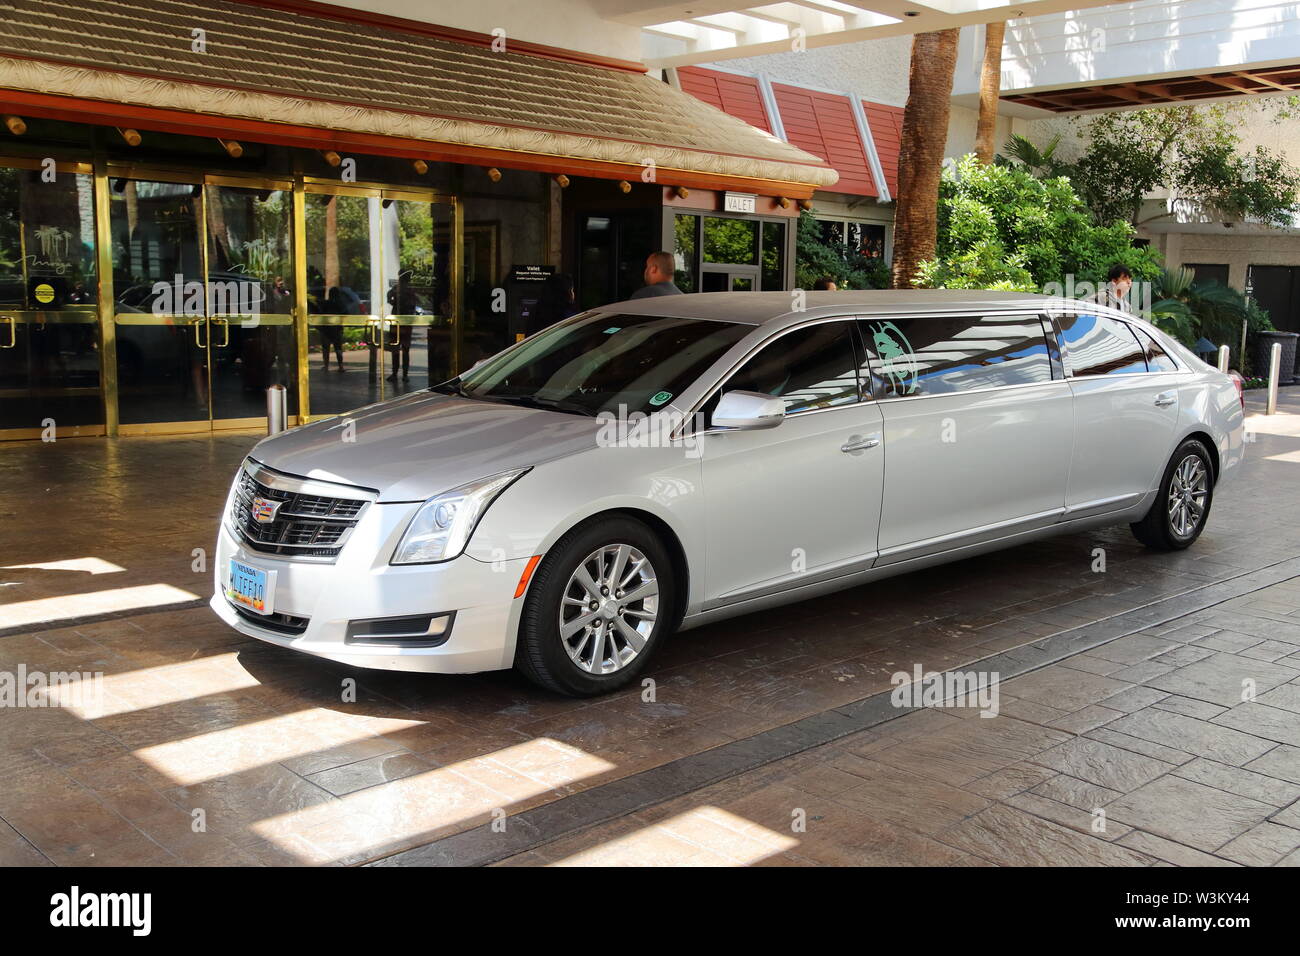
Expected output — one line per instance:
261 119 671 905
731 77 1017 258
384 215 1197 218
391 469 528 564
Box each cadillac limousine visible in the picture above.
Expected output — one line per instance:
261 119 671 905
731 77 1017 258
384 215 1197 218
211 291 1245 696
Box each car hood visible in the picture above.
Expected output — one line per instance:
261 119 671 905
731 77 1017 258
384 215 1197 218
249 391 603 502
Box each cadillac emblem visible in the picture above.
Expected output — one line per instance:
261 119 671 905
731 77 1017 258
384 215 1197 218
250 496 282 524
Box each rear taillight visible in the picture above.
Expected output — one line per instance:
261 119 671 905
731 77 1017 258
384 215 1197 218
1228 371 1245 410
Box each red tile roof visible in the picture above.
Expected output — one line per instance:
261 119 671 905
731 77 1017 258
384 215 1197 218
675 68 900 201
771 84 876 197
862 101 903 197
676 66 773 135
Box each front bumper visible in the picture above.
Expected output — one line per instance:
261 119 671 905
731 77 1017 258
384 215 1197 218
210 507 528 674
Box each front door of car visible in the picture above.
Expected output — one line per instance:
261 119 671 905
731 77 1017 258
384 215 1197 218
1052 310 1182 516
697 319 884 607
867 313 1074 564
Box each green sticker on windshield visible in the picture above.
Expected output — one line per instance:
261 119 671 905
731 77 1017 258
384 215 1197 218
603 327 621 334
649 391 672 406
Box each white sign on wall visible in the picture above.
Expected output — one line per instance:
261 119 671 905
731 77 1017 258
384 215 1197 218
723 191 757 214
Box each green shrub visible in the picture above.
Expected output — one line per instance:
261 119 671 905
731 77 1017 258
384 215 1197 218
916 155 1162 292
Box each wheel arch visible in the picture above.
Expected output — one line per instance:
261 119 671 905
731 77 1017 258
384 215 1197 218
544 507 691 633
1180 429 1220 485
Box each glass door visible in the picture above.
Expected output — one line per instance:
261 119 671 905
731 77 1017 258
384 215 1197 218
109 175 209 428
0 163 103 435
304 185 454 417
109 173 298 430
205 181 297 424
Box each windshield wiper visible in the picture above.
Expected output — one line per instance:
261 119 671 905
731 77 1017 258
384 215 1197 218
430 378 471 397
492 395 595 417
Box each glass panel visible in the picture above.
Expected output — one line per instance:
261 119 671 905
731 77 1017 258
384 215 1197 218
110 178 208 425
206 184 296 420
702 272 728 292
0 165 101 429
578 215 613 311
305 193 382 415
450 312 749 417
848 222 886 260
731 276 753 291
721 322 860 415
1136 327 1179 372
817 220 844 247
861 315 1053 398
761 221 784 290
703 217 757 265
673 214 697 293
384 198 452 395
1058 312 1147 376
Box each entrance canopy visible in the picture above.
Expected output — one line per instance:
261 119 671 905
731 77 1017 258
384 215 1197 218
0 0 837 197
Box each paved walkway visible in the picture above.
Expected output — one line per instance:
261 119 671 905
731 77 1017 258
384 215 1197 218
0 390 1297 866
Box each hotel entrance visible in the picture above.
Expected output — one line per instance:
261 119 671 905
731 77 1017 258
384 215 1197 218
0 154 462 438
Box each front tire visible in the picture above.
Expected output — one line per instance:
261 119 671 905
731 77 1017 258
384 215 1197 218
1131 439 1214 551
515 517 675 696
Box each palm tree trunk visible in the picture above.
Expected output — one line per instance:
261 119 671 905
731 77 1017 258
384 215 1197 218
891 28 960 290
974 22 1006 164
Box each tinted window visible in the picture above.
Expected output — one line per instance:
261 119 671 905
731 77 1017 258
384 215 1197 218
451 312 750 416
859 315 1053 398
715 321 861 417
1136 328 1178 372
1058 312 1147 376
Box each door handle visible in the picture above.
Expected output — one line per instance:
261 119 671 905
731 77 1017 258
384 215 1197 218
192 316 207 348
0 315 15 349
841 434 881 454
1154 391 1177 407
212 317 230 348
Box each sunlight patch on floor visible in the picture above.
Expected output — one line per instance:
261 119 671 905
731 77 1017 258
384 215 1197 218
548 806 798 866
253 737 616 864
0 583 200 629
2 557 127 575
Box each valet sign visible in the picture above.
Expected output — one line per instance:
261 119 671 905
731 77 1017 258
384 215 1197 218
723 191 756 214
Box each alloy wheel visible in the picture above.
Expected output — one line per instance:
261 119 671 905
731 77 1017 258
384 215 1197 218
1167 454 1209 538
558 543 659 675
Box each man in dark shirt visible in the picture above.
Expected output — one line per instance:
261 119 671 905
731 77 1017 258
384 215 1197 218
629 251 683 299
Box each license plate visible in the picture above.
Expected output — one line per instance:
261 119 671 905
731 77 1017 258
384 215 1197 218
227 559 274 615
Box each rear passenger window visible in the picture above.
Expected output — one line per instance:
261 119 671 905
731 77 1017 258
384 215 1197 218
1136 328 1179 372
1058 312 1147 376
717 321 861 416
858 315 1053 398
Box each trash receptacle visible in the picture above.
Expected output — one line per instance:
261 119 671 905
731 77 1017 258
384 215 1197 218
1252 331 1297 385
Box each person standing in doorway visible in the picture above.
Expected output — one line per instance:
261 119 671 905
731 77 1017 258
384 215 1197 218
1091 264 1134 313
630 251 683 299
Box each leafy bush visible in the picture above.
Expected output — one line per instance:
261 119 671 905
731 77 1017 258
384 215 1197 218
915 155 1162 292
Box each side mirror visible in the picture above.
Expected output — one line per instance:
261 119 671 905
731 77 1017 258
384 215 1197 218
712 390 785 430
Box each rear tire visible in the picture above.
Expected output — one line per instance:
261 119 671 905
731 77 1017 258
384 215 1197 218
515 517 675 697
1130 439 1214 551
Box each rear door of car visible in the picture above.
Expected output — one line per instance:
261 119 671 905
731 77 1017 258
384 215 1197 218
866 311 1073 564
1050 309 1182 518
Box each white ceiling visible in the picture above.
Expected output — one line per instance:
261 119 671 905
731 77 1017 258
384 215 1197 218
596 0 1130 67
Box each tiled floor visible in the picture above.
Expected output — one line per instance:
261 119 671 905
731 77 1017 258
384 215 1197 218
498 578 1300 866
1 390 1298 866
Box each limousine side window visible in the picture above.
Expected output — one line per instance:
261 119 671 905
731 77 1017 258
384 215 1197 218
705 321 861 424
1135 327 1179 372
1057 312 1147 376
858 314 1054 398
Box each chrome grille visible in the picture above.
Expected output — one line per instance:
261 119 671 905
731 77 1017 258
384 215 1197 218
230 462 371 560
